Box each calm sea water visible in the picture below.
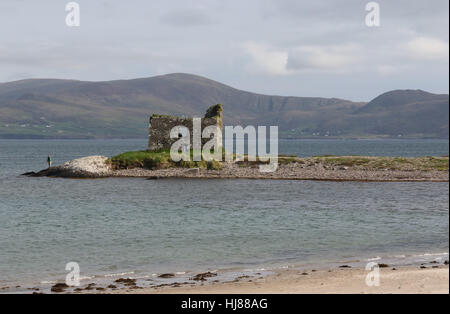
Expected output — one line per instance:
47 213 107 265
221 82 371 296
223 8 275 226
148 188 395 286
0 139 448 288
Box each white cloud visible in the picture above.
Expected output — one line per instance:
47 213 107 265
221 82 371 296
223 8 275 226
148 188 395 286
243 42 363 75
406 37 449 60
375 64 411 76
287 44 362 72
243 36 448 78
0 0 448 98
243 42 289 75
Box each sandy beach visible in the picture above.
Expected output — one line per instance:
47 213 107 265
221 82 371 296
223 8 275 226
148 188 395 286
105 265 449 295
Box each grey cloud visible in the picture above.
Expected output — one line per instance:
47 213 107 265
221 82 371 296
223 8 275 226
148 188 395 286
0 0 447 99
160 8 214 27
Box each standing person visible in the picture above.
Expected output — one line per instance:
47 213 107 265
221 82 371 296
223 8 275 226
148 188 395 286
47 155 52 168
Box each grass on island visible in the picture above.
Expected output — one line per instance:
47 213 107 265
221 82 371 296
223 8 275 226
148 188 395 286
108 150 449 172
312 156 449 171
108 149 223 170
108 149 297 170
233 155 448 171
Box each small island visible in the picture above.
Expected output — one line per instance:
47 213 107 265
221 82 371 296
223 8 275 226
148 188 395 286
23 105 449 182
24 152 449 182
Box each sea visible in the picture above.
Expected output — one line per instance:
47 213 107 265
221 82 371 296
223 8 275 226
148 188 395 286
0 139 448 292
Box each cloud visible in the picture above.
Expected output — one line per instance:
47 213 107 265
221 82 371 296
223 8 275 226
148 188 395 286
242 35 448 78
160 8 213 27
243 42 363 75
287 44 362 72
406 37 449 60
0 0 448 99
243 42 289 75
375 64 412 76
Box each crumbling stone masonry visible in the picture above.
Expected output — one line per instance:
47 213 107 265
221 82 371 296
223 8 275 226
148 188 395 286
148 104 223 151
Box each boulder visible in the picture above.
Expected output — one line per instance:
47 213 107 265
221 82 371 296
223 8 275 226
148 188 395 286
22 156 112 178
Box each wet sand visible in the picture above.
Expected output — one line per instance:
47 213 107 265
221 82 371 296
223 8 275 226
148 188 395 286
105 265 449 294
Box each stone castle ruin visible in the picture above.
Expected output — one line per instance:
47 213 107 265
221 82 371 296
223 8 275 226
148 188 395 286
148 104 223 151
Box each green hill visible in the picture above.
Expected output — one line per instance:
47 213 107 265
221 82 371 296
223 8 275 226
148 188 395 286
0 73 448 139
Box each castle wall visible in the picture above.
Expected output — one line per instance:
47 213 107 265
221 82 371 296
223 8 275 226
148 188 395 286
148 105 223 151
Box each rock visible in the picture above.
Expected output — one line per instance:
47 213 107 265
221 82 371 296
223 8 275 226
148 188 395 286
124 282 137 287
146 176 162 180
51 283 69 293
107 285 117 289
115 278 136 285
339 166 350 170
25 156 111 178
184 168 200 175
21 171 37 176
444 260 449 265
158 273 175 279
378 264 389 268
191 272 217 281
339 265 352 268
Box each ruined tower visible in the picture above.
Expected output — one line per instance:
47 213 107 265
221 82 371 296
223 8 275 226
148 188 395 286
148 104 223 151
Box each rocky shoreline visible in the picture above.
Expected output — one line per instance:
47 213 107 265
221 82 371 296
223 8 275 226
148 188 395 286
24 156 111 178
5 261 448 294
23 155 449 182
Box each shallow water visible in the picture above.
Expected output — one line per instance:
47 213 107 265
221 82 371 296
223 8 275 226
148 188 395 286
0 139 448 288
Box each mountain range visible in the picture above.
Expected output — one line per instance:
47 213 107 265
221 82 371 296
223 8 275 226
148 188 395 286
0 73 448 139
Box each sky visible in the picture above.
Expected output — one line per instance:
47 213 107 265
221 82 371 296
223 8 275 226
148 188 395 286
0 0 448 101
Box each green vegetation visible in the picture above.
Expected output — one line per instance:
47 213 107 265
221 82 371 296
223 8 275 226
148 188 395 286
204 104 223 119
230 155 448 171
315 156 449 171
108 149 223 170
321 157 372 167
108 150 448 172
109 150 172 169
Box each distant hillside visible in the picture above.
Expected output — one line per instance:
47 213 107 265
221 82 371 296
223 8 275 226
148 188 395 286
352 90 449 138
0 73 448 139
